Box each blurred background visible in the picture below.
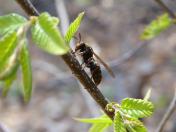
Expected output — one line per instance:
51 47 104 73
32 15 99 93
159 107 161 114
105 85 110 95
0 0 176 132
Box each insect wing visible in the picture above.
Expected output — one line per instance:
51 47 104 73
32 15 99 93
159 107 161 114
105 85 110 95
93 52 115 78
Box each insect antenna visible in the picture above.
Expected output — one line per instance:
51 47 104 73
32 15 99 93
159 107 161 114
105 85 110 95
73 33 82 46
78 33 82 43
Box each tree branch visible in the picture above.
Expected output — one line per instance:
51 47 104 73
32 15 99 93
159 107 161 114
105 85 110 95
54 0 101 116
15 0 114 119
109 41 148 68
154 0 176 19
156 88 176 132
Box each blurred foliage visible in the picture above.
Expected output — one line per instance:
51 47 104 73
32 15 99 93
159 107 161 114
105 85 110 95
31 13 69 55
141 13 173 40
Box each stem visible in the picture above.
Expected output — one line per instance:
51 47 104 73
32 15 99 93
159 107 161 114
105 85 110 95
55 0 101 116
156 88 176 132
15 0 114 119
154 0 176 19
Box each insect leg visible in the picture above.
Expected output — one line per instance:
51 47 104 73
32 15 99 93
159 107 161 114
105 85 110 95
80 62 87 70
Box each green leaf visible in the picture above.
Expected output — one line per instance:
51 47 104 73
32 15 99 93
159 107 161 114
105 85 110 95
121 98 154 118
2 62 19 97
31 12 69 55
0 31 17 70
114 111 126 132
131 126 147 132
0 58 19 80
19 40 32 102
89 123 111 132
141 13 173 40
126 124 147 132
75 116 112 124
64 12 84 44
126 126 136 132
0 13 27 35
51 16 60 26
75 115 112 132
123 117 147 132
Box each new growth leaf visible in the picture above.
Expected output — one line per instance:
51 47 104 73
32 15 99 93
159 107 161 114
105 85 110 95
0 13 27 35
121 98 154 118
0 11 84 101
64 12 84 44
19 41 32 102
77 98 154 132
31 12 69 55
141 13 173 40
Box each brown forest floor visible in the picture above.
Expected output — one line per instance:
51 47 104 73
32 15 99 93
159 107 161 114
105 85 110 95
0 0 176 132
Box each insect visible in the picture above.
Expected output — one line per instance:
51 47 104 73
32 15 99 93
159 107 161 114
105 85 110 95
73 33 115 85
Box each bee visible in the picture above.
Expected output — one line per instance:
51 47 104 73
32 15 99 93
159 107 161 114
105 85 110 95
73 33 115 85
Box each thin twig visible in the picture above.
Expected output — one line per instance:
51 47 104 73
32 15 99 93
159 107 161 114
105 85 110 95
15 0 114 119
156 88 176 132
109 41 148 68
154 0 176 19
153 1 176 130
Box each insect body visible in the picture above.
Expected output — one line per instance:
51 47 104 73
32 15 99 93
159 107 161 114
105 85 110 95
74 33 115 85
75 42 93 64
89 60 102 85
